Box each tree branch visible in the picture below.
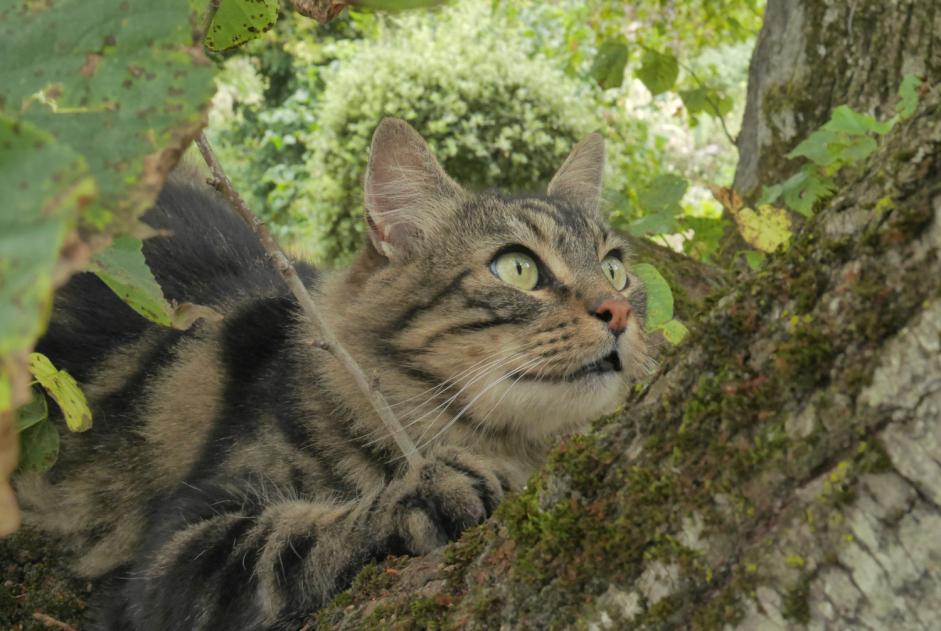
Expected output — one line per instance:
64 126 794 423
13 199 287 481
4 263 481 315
194 133 422 469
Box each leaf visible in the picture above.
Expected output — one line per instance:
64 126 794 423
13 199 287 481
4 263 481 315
730 205 792 253
27 353 92 433
15 390 48 433
206 0 280 52
896 74 923 121
836 135 878 163
627 212 680 237
636 50 679 97
680 87 733 118
708 185 745 214
742 250 766 271
633 263 673 330
682 216 728 263
638 174 688 214
822 105 892 136
590 40 629 89
660 319 689 345
787 129 840 166
89 236 174 327
0 116 95 360
17 419 60 473
88 235 223 329
782 171 834 217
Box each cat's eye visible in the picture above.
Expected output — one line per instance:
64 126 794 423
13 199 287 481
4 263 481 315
601 255 628 291
492 251 539 290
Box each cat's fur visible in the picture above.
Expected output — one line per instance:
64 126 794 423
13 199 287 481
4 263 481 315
15 119 650 630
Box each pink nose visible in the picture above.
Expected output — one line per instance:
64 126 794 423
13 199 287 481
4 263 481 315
594 298 632 335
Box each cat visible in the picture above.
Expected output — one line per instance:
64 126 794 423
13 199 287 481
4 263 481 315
14 118 650 630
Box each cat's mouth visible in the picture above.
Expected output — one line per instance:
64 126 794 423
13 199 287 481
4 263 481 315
522 350 622 382
571 350 622 379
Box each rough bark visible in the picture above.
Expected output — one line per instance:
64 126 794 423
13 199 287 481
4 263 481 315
310 80 941 631
734 0 940 200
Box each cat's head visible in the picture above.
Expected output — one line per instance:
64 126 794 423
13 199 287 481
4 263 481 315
331 118 652 450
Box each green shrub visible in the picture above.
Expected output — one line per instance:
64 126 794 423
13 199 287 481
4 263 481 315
296 4 600 264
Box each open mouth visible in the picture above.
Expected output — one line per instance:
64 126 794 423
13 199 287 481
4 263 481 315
573 350 622 378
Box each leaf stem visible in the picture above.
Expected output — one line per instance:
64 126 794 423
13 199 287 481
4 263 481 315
194 132 422 469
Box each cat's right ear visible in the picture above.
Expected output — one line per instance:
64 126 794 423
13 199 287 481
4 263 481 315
364 118 463 262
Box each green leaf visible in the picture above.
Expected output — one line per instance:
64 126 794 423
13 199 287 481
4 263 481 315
17 419 60 473
627 212 680 237
660 319 689 345
0 116 95 359
782 171 834 217
636 50 679 97
896 74 923 121
633 263 673 330
836 135 878 163
590 40 629 89
680 87 733 119
15 390 48 433
787 130 840 166
206 0 279 52
27 352 92 433
731 205 792 253
822 105 892 135
637 174 688 214
742 250 766 271
89 236 174 327
682 216 728 263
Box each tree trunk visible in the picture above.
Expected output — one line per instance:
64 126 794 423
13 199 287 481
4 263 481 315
310 4 941 629
734 0 940 200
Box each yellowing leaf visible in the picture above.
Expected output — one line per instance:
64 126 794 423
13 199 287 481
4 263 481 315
731 205 792 253
27 352 92 432
661 319 689 345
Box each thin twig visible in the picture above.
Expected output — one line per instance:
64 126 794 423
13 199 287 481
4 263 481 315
677 60 737 147
32 613 78 631
194 133 422 469
196 0 222 45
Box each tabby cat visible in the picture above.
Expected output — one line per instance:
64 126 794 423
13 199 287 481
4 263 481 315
15 119 650 629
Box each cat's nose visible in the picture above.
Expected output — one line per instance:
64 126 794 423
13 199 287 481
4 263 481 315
593 298 632 336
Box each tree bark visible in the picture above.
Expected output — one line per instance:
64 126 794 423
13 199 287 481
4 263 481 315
734 0 940 200
310 3 941 628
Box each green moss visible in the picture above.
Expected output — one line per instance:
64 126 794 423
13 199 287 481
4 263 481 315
781 575 812 624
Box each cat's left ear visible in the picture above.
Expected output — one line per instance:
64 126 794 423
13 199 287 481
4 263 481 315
364 118 464 262
547 133 605 214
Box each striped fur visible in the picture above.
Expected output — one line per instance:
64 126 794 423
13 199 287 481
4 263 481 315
14 120 651 630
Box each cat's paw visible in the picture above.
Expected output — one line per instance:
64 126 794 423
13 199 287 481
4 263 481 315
384 447 509 555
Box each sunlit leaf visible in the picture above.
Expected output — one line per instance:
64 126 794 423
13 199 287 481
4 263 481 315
633 263 673 330
787 130 840 166
660 319 689 345
590 40 629 89
206 0 280 52
731 205 792 253
27 353 92 433
636 50 679 96
837 135 878 163
17 419 60 473
15 390 48 433
627 212 680 237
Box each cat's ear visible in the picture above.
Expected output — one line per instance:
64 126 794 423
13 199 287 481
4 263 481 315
364 118 463 261
547 133 605 213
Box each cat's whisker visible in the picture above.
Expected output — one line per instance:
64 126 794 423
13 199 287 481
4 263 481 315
472 357 549 436
405 354 546 458
362 350 527 449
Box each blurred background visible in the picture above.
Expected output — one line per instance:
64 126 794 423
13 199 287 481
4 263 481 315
205 0 765 266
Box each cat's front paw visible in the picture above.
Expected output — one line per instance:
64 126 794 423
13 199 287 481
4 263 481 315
385 447 509 556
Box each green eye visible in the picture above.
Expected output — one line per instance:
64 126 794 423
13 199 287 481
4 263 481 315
601 256 628 291
492 251 539 290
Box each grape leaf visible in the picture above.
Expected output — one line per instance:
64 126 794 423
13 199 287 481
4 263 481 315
590 40 629 89
731 205 792 253
633 263 673 330
27 353 92 433
206 0 280 52
637 50 679 97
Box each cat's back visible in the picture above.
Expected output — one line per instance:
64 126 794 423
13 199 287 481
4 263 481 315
16 177 314 577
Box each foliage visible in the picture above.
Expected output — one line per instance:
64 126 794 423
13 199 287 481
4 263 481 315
281 4 601 263
634 263 688 345
206 0 279 52
761 75 924 216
